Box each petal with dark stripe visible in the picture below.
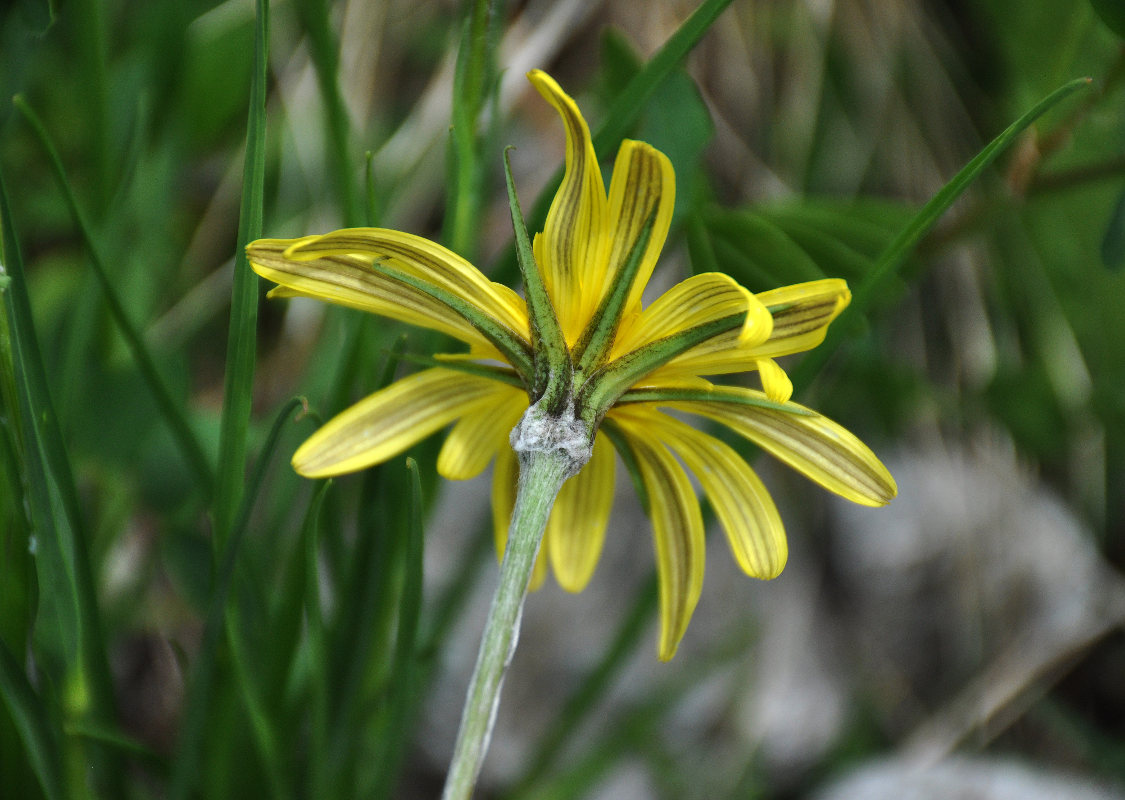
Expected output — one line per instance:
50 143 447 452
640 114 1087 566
546 433 616 592
667 391 898 507
610 407 705 661
282 228 530 340
528 69 609 344
602 140 675 319
292 368 501 477
619 406 787 579
249 240 492 349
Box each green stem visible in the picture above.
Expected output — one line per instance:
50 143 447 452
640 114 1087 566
441 408 589 800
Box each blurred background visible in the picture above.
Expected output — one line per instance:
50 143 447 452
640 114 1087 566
2 0 1124 798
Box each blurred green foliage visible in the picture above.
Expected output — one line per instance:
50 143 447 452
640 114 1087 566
1 0 1124 798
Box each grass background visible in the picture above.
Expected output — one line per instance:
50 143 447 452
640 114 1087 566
1 0 1124 798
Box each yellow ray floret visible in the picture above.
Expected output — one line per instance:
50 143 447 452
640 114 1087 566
248 70 896 661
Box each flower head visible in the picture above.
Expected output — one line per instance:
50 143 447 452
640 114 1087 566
247 70 896 660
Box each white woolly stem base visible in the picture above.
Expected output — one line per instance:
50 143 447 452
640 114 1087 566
440 403 592 800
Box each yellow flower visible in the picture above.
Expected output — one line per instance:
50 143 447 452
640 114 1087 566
247 70 896 660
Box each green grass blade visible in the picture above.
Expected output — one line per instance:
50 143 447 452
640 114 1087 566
504 147 569 406
0 164 123 794
365 151 380 227
12 96 215 496
0 639 65 800
370 458 426 799
590 0 735 157
72 0 110 206
317 341 406 790
300 481 333 799
65 720 166 765
790 77 1093 393
223 397 310 800
213 0 270 550
294 0 360 226
447 0 505 259
168 397 305 800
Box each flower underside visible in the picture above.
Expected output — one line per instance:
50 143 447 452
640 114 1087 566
247 69 896 660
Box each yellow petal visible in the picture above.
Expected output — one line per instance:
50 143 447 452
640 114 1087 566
667 391 898 507
528 69 609 344
611 272 772 360
281 228 530 341
754 278 850 359
610 408 705 661
491 445 549 591
437 385 527 480
293 368 500 477
547 433 616 592
755 357 793 403
640 278 852 380
637 328 752 381
626 407 786 579
603 139 675 319
248 239 490 349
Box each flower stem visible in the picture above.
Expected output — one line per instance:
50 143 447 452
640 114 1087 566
442 407 590 800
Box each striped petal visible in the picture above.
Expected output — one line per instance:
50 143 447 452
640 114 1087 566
754 278 850 359
637 278 850 380
437 385 527 480
249 240 492 349
666 391 898 507
293 368 500 477
546 432 616 592
610 408 705 661
611 273 772 360
491 445 549 591
282 228 530 341
626 406 786 579
603 140 675 319
528 69 609 344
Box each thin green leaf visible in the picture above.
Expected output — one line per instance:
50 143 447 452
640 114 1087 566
366 150 380 227
686 213 721 275
301 480 333 800
169 397 306 800
618 386 815 416
12 96 215 495
0 165 122 787
504 147 570 408
579 312 744 423
400 352 523 387
72 0 110 205
321 340 410 791
369 458 426 799
213 0 270 551
447 0 505 259
589 0 735 161
0 639 65 800
703 208 826 289
294 0 360 226
65 720 165 766
368 260 535 380
790 77 1094 393
1100 185 1125 270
